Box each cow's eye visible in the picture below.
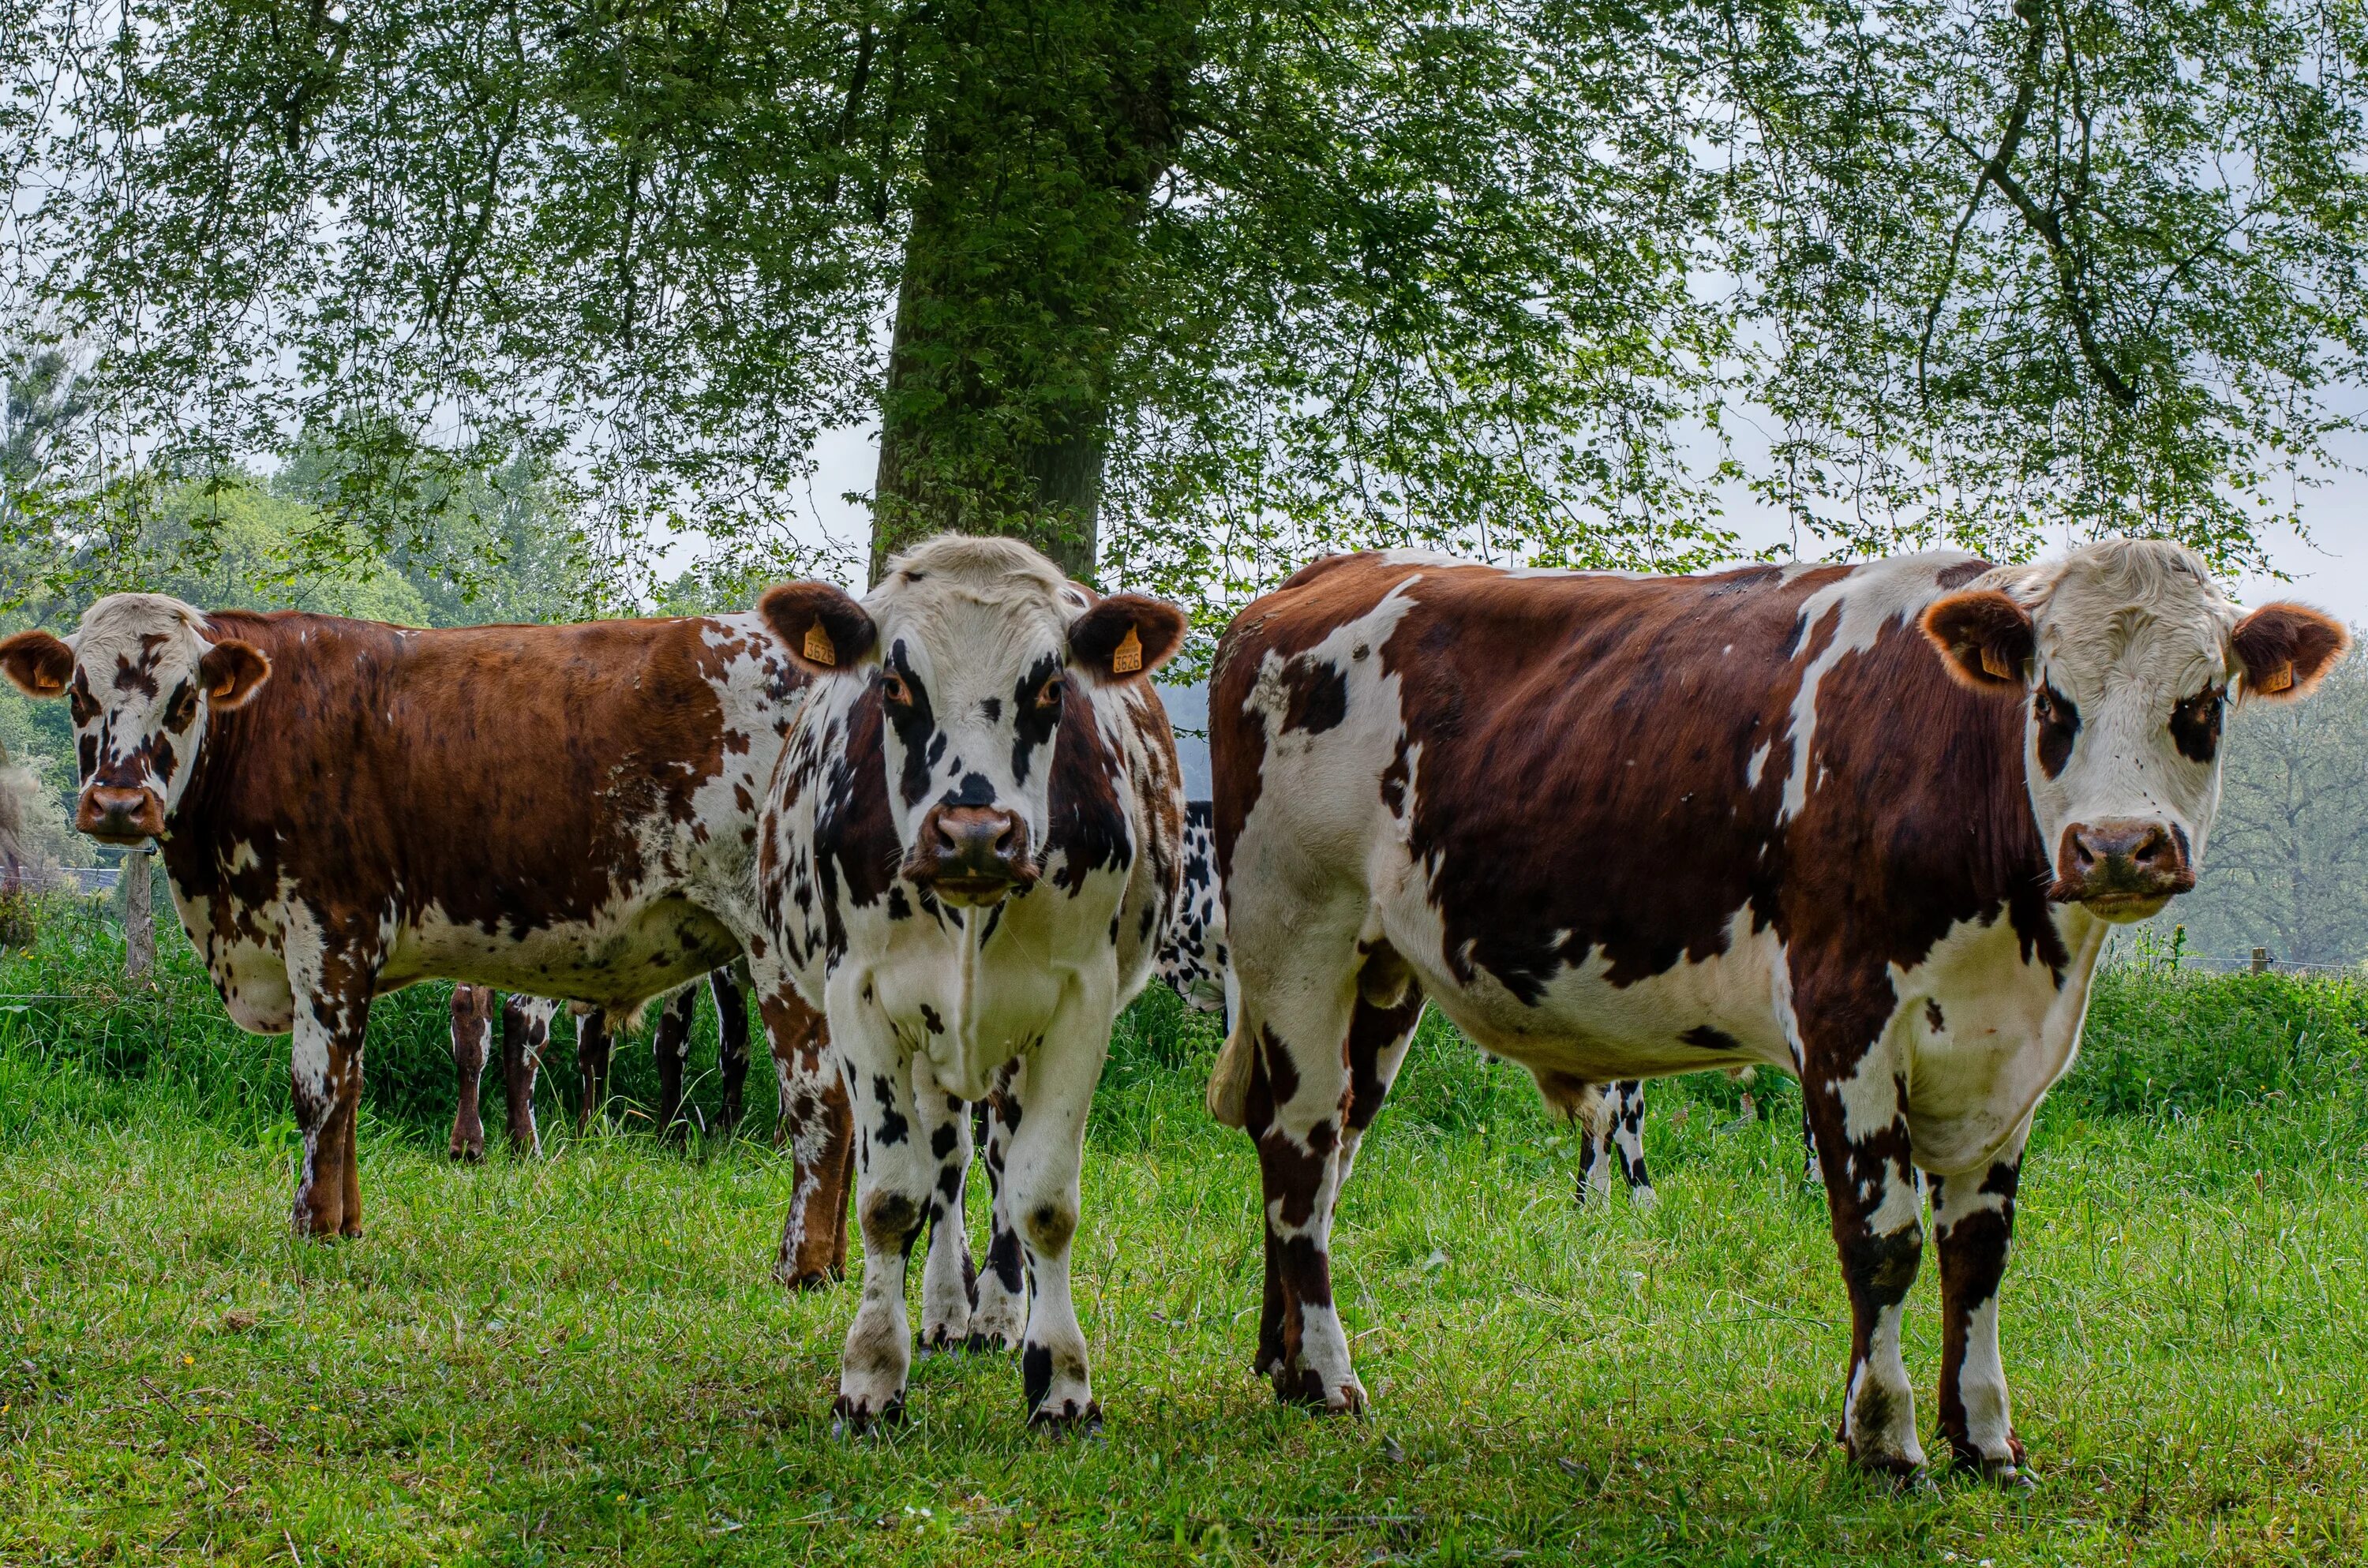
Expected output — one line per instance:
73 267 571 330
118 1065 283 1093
881 672 912 707
2170 686 2225 763
1036 675 1066 710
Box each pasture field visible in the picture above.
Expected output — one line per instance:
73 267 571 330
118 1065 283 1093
3 900 2368 1566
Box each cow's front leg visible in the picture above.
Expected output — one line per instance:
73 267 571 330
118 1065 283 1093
651 984 698 1147
914 1083 976 1353
1000 1009 1111 1430
755 972 853 1287
834 1014 929 1430
500 996 553 1157
448 986 494 1162
1934 1124 2033 1487
969 1072 1026 1352
576 1009 613 1134
1804 1029 1927 1479
710 962 752 1136
287 930 377 1239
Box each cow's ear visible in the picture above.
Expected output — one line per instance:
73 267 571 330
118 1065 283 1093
1069 594 1186 684
759 581 878 675
198 638 272 709
0 630 73 698
2232 601 2348 702
1921 590 2035 692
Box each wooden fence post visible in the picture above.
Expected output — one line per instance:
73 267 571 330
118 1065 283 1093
122 846 154 981
2250 946 2269 977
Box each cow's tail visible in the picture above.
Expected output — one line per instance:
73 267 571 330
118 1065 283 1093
1205 1020 1255 1128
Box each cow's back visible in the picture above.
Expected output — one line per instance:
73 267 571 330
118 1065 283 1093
1211 551 2056 1069
167 610 803 1012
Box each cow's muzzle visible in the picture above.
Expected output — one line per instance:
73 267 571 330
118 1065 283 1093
77 784 164 845
904 804 1040 907
2051 818 2194 921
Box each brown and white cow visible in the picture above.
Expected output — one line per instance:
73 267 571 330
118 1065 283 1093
0 596 849 1274
755 535 1186 1430
1205 541 2344 1482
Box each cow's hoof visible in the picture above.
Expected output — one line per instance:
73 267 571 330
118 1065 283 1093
1950 1439 2034 1490
1027 1398 1102 1435
830 1394 905 1437
774 1264 844 1293
1273 1366 1366 1414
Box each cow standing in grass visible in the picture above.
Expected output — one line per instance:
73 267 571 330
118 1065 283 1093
1204 540 2344 1483
0 598 849 1274
755 535 1185 1430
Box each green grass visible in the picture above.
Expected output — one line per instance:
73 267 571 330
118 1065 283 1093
4 906 2368 1564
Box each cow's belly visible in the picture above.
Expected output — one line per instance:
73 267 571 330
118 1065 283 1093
384 897 741 1009
1385 891 1795 1082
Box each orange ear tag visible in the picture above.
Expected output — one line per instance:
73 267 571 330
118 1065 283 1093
1111 625 1144 675
1980 646 2014 681
2261 661 2295 694
804 621 837 667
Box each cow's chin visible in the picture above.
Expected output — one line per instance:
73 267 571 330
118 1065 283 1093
2078 891 2175 924
927 877 1015 910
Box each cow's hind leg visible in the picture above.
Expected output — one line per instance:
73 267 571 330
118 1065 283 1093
755 972 853 1287
500 996 553 1157
970 1073 1025 1352
576 1010 613 1134
710 961 752 1136
915 1084 976 1353
1235 928 1368 1413
448 986 494 1162
651 984 698 1147
1934 1124 2033 1487
1568 1080 1654 1207
1799 980 1928 1479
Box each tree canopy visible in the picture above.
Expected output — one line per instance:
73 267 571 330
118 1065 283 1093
5 0 2366 623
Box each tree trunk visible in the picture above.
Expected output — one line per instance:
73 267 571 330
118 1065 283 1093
866 0 1201 586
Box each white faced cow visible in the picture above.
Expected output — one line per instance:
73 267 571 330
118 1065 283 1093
1205 540 2344 1483
0 595 849 1275
756 534 1186 1431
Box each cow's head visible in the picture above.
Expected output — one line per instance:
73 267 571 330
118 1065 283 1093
1924 540 2345 922
761 535 1184 907
0 593 271 844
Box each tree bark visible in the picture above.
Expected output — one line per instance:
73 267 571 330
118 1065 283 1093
866 0 1201 586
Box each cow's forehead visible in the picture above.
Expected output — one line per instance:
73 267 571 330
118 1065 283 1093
2007 541 2236 695
73 593 212 695
866 537 1088 684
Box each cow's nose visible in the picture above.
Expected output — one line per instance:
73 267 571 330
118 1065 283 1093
2052 817 2194 919
906 804 1039 904
77 785 163 844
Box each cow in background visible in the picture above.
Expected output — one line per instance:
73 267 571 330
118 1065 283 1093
449 962 758 1158
1205 541 2343 1482
757 535 1185 1430
0 597 849 1282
